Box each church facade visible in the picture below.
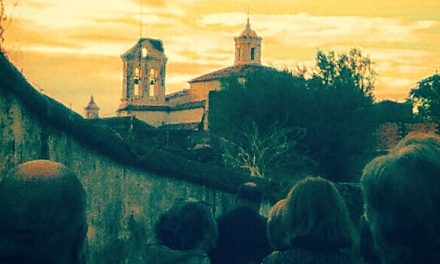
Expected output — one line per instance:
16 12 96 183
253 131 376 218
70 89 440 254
116 19 270 129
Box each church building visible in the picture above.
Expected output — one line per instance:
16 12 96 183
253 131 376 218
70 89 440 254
116 19 271 129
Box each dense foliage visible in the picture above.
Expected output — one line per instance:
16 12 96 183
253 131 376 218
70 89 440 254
373 100 414 124
410 73 440 123
210 49 379 182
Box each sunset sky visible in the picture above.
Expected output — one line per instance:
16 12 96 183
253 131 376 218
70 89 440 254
4 0 440 117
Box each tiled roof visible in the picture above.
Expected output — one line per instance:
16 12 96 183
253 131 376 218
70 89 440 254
238 18 260 38
84 96 99 110
188 64 274 83
117 100 206 112
171 100 205 111
117 104 169 112
91 116 157 131
159 122 201 131
145 38 164 52
121 38 164 59
165 89 190 100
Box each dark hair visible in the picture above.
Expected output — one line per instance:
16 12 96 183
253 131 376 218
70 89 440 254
0 160 87 264
267 199 288 251
359 215 381 264
154 199 217 251
283 176 354 251
237 182 262 203
361 143 440 263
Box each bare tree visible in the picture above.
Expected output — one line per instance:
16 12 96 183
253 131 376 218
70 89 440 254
0 0 18 52
0 0 7 50
218 122 306 179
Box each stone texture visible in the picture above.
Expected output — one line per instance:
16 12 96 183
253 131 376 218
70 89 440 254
0 67 241 263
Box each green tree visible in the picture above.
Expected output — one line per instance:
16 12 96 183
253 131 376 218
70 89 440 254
374 100 414 123
209 68 313 181
410 73 440 123
209 68 310 137
209 49 378 182
304 49 377 181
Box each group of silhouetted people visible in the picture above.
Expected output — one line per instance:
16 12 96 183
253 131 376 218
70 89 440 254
0 132 439 263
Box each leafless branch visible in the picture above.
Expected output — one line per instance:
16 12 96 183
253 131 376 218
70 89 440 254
217 121 305 179
0 0 6 48
0 0 19 52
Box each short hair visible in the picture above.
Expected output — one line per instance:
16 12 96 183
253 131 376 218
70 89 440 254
0 160 87 264
237 182 262 203
267 199 288 251
361 142 440 263
154 199 218 252
283 176 354 250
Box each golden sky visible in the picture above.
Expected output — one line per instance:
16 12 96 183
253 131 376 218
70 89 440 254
4 0 440 116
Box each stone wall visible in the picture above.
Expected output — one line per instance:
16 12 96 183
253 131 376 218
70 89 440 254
189 80 221 101
168 106 204 124
0 54 247 263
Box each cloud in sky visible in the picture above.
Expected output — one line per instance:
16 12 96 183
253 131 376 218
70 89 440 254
200 12 437 46
4 0 440 115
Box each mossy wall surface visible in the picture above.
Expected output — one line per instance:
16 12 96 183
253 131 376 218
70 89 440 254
0 88 238 263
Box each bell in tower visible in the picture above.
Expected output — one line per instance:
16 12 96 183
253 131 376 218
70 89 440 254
119 38 168 108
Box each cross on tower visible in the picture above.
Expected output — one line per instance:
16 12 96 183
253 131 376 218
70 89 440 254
139 0 144 38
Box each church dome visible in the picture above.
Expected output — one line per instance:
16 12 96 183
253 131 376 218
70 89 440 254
239 18 259 38
85 96 100 110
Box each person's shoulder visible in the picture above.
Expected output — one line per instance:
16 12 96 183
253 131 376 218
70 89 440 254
217 207 248 221
184 252 211 264
217 207 265 225
144 244 210 264
333 248 361 264
262 251 280 264
263 248 360 264
297 248 361 264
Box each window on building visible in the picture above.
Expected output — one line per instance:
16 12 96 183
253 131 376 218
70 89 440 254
149 68 156 97
250 47 255 61
237 47 241 60
149 80 155 97
141 47 148 58
134 83 140 96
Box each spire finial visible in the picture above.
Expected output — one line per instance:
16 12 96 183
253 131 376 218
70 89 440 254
90 95 95 103
139 0 143 38
246 5 251 28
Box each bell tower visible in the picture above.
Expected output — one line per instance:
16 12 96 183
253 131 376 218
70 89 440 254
234 19 262 65
84 96 100 119
119 38 167 108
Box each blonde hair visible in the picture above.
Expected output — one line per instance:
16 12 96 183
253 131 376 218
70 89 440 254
267 199 288 251
362 142 440 263
283 176 354 250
